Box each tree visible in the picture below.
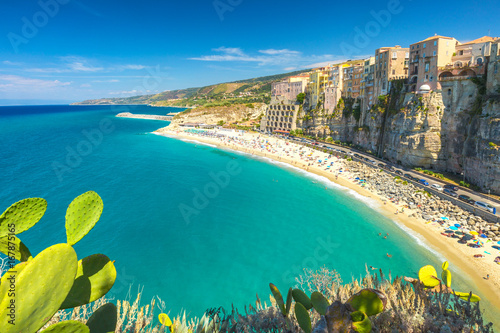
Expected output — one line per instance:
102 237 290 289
296 93 306 104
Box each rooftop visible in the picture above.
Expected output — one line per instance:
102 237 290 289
461 36 499 45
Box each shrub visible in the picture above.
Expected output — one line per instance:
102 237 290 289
460 181 470 188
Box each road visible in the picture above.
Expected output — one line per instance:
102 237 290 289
282 136 498 215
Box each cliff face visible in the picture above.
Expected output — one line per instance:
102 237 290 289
300 81 500 193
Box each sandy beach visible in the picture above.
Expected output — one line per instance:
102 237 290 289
155 127 500 317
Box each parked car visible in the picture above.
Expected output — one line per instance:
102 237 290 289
419 179 429 186
354 154 361 158
378 163 385 168
395 170 403 176
443 188 458 197
474 201 496 214
444 185 459 191
458 194 475 204
404 173 412 179
431 184 443 191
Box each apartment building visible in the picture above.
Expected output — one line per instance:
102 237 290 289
374 46 409 97
409 35 458 92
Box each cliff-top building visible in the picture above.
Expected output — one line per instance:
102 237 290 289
374 46 409 97
409 35 459 92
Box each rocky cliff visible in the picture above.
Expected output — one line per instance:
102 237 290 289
299 80 500 193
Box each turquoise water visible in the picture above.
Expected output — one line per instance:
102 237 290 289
0 105 489 320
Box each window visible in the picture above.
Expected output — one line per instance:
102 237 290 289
423 43 427 48
448 89 452 96
459 50 464 55
434 41 437 46
433 51 436 56
392 69 396 75
405 52 409 58
423 53 426 58
412 46 414 49
477 58 483 65
417 45 420 49
425 74 429 81
430 76 433 82
495 63 498 74
392 52 397 59
425 63 430 72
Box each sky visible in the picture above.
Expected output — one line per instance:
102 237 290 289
0 0 499 104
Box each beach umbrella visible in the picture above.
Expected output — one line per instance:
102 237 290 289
444 230 454 234
441 217 449 221
449 226 458 231
470 231 479 236
454 224 461 228
455 231 464 235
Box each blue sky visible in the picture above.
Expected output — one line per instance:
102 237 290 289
0 0 498 104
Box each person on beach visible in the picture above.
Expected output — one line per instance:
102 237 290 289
485 274 490 280
369 266 377 270
386 253 392 258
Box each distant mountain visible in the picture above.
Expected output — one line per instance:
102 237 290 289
73 69 311 106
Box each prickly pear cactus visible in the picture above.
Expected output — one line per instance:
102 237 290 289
269 283 286 315
0 243 78 333
0 261 28 295
294 302 312 333
65 191 103 246
311 291 330 316
159 313 172 327
42 320 90 333
61 254 117 309
347 289 386 317
86 303 117 333
418 265 440 288
0 197 47 238
454 291 481 302
285 287 293 316
351 311 372 333
0 235 32 262
292 288 313 310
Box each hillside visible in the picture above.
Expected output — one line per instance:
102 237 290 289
73 69 310 107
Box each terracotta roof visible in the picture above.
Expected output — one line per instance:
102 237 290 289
461 36 499 45
417 35 455 43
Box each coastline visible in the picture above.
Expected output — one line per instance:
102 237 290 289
154 127 500 318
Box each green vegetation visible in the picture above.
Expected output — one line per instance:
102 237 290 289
296 92 306 104
0 192 116 333
75 69 311 107
460 181 471 188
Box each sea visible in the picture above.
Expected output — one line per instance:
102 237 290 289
0 104 494 321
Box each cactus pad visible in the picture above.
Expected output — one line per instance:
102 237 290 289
159 313 172 327
441 269 452 288
61 254 116 309
285 287 293 316
42 321 90 333
351 311 372 333
454 291 481 302
86 303 117 333
269 283 286 315
0 235 32 262
311 291 330 316
0 243 77 333
294 302 312 333
418 265 440 288
65 191 103 246
347 289 386 317
0 197 47 238
442 261 449 270
292 289 313 310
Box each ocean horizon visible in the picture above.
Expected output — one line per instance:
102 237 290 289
0 104 486 319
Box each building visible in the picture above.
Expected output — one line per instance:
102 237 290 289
260 103 301 134
487 39 500 93
271 76 308 104
352 65 364 98
341 60 364 98
308 69 330 108
438 36 498 83
374 46 409 97
324 63 345 114
360 56 375 110
409 35 459 92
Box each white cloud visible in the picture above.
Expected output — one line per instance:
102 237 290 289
190 47 342 68
92 79 120 83
2 60 23 66
117 64 147 70
80 83 92 88
0 75 71 97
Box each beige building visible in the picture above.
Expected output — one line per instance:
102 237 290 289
342 60 364 98
438 36 498 83
374 46 409 97
324 64 344 114
409 35 459 92
271 76 308 104
308 69 330 108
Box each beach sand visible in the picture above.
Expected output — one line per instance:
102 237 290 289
155 127 500 320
